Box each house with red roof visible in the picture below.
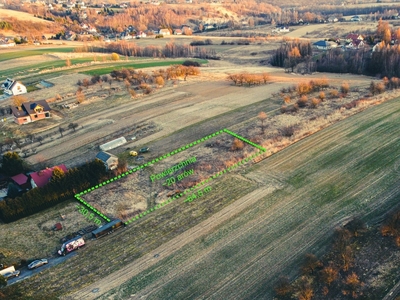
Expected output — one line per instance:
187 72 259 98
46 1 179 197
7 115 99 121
11 173 31 190
30 165 68 188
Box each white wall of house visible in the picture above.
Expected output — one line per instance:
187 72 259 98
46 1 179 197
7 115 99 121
11 82 27 95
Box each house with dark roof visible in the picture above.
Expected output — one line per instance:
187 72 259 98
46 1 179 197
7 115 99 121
1 78 26 96
30 164 68 188
96 151 118 170
11 100 51 125
11 173 31 190
313 40 337 50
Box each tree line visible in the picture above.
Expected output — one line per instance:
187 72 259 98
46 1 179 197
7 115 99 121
271 40 400 78
0 158 107 223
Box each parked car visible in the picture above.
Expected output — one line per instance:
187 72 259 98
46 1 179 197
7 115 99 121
130 151 138 156
28 259 48 269
3 270 20 279
135 155 144 161
139 147 150 153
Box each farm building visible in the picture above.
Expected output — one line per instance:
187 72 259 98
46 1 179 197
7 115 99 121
99 137 127 151
96 151 118 170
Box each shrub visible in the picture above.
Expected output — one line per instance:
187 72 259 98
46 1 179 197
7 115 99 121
231 138 245 151
340 82 350 95
280 105 287 114
329 89 339 98
310 98 321 108
319 91 325 101
296 82 312 96
297 95 308 107
111 52 120 61
280 125 296 137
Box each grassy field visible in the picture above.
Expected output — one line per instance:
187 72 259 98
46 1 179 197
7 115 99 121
97 97 400 300
82 59 208 76
0 47 76 62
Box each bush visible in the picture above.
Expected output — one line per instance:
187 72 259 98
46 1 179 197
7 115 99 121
280 125 296 137
319 91 326 101
310 98 321 108
111 52 120 61
340 82 350 95
329 89 339 98
297 95 308 107
182 60 200 67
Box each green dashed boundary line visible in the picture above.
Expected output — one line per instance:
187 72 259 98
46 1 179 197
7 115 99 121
74 129 266 226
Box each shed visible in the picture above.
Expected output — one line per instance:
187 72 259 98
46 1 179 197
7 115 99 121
96 151 119 170
99 137 127 151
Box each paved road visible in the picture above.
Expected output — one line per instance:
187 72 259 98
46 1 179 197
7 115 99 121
382 279 400 300
7 252 77 286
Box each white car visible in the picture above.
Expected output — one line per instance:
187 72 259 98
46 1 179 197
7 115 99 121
3 270 20 279
28 259 48 269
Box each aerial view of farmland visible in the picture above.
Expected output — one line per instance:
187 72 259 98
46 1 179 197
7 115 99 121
0 0 399 299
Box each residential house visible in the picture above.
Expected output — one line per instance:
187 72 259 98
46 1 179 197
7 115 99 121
346 39 365 49
0 40 16 47
159 28 171 36
11 173 31 190
96 151 118 170
1 78 27 96
272 26 290 33
346 33 364 43
174 29 182 35
11 100 51 125
30 164 68 188
327 17 338 23
136 31 147 38
181 25 192 35
313 40 337 50
350 15 362 22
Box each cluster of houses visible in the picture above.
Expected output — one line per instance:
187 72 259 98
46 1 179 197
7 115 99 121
0 164 68 200
0 37 16 48
312 33 392 51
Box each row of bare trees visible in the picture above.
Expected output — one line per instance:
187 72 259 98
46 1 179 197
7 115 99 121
227 72 270 86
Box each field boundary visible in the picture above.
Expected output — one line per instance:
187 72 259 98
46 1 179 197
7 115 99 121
74 128 266 225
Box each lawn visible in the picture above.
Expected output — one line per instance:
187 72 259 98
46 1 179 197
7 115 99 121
82 59 208 76
0 47 76 62
99 97 400 300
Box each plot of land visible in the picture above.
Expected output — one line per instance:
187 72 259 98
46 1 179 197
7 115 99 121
81 131 260 223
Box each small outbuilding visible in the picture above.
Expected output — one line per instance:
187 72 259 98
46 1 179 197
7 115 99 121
96 151 119 170
99 137 127 151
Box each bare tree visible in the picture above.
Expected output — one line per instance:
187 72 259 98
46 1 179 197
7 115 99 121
59 126 65 137
258 111 267 134
68 123 79 132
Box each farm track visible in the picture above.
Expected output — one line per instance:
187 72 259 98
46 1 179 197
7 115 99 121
97 97 400 300
64 185 273 300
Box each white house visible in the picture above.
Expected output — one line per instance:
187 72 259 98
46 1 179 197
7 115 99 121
159 28 171 36
1 78 27 95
